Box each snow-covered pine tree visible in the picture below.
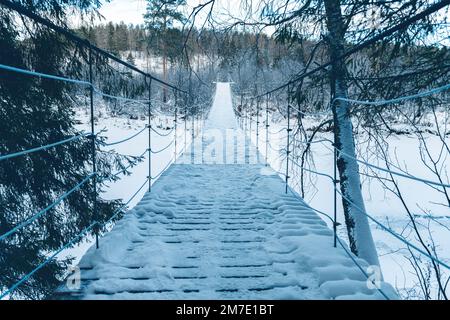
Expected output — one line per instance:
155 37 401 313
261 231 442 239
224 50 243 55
0 1 133 299
127 52 136 66
106 22 118 55
115 22 129 53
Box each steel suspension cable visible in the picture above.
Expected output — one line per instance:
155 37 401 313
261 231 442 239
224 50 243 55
151 139 175 154
0 132 90 161
321 143 450 188
151 126 175 137
284 148 450 271
285 153 450 276
334 83 450 106
0 222 97 300
0 63 150 104
288 156 335 182
0 173 97 242
103 179 149 225
270 127 449 188
102 126 149 147
0 0 187 94
335 237 391 300
0 63 90 86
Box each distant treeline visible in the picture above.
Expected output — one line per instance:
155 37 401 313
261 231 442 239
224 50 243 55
76 22 304 68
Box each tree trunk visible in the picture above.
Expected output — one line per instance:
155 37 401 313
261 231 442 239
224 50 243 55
163 51 168 102
163 13 168 103
323 0 380 267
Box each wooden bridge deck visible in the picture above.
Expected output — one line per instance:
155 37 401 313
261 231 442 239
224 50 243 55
54 163 394 300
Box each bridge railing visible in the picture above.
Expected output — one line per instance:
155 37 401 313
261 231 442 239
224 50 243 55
0 1 203 299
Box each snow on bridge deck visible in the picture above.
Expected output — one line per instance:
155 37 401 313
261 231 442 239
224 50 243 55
54 83 396 300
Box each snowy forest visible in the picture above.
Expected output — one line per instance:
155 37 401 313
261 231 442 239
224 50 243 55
0 0 449 302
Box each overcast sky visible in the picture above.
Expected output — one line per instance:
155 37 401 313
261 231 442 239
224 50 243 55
96 0 146 25
95 0 244 26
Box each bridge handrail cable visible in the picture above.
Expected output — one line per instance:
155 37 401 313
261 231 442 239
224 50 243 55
0 132 90 161
321 142 450 188
0 222 97 299
151 140 175 154
0 63 151 104
256 81 450 188
151 126 176 137
0 126 187 297
335 237 391 300
101 126 149 147
0 173 97 242
110 148 150 179
240 78 450 284
334 83 450 107
335 187 450 271
0 124 182 245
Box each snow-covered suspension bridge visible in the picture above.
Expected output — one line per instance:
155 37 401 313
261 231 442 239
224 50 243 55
2 0 450 301
50 82 396 300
